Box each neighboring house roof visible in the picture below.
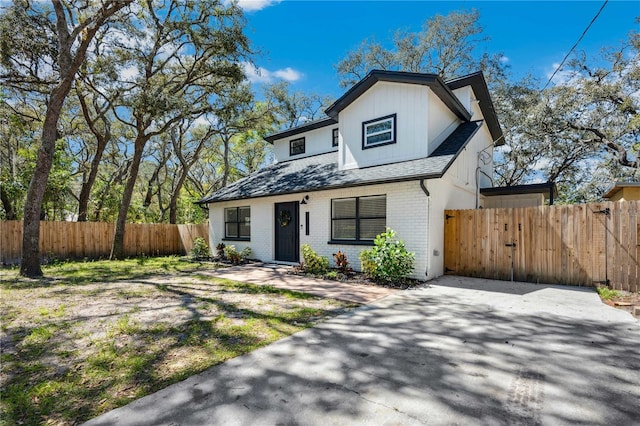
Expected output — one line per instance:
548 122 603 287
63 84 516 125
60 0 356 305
603 181 640 199
325 70 471 122
198 120 483 204
480 182 558 204
263 116 337 144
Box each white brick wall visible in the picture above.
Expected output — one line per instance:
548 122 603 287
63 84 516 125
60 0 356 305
209 181 433 280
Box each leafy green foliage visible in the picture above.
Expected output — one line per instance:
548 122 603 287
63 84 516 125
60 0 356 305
596 287 621 301
190 237 210 260
359 229 415 284
493 30 640 203
301 244 329 275
325 271 338 280
335 10 504 88
223 245 252 265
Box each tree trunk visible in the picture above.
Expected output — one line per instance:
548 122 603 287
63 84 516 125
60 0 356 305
77 138 107 221
19 0 132 276
142 154 168 208
110 136 147 259
77 92 111 222
221 136 230 187
0 184 17 220
20 86 68 277
169 168 188 224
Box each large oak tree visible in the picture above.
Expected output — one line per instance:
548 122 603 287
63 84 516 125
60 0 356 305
1 0 133 276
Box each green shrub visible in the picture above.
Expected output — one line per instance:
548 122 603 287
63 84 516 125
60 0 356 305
359 228 415 284
223 245 252 265
301 244 329 275
325 270 338 280
190 237 210 260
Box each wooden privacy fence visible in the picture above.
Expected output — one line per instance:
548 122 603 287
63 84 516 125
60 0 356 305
0 221 209 265
444 201 639 292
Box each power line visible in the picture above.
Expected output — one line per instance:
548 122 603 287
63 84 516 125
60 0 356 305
542 0 609 90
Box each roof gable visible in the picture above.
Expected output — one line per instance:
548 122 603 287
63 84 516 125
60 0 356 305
324 70 471 122
445 72 503 145
263 70 503 147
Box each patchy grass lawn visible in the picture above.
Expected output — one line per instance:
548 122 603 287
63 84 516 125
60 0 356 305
0 257 356 425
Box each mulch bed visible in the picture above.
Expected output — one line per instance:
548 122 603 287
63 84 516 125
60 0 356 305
287 266 426 290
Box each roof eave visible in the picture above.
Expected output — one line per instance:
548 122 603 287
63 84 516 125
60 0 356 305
198 172 446 204
480 182 558 198
263 117 337 143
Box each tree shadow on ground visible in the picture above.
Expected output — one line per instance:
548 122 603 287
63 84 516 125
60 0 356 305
85 282 640 425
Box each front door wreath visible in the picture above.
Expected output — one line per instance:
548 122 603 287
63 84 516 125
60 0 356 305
278 210 291 227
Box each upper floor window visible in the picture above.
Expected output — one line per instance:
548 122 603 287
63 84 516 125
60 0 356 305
224 206 250 240
290 137 305 156
362 114 396 149
331 195 386 242
332 128 339 147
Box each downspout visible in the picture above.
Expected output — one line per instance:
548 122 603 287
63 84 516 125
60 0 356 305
420 179 430 278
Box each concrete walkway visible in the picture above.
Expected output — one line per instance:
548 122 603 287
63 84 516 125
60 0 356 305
85 276 640 425
199 263 397 304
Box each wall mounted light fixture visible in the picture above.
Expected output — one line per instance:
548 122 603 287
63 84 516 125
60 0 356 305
300 195 309 205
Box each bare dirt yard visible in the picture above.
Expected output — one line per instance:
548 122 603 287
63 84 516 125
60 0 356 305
0 257 356 426
599 289 640 318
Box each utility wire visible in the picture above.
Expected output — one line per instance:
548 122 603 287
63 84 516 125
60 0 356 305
542 0 609 90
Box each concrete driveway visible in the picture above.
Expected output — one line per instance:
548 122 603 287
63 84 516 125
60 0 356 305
85 276 640 425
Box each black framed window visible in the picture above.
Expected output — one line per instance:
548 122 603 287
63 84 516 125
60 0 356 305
362 114 396 149
332 128 339 147
331 195 386 242
289 137 305 156
224 206 250 240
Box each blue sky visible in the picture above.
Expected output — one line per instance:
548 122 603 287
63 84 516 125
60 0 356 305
237 0 638 97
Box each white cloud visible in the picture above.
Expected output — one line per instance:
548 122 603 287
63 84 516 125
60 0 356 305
242 62 303 84
235 0 282 12
272 67 302 81
500 56 509 63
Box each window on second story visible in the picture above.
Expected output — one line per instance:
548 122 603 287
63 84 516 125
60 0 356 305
289 137 305 156
362 114 396 149
332 128 339 147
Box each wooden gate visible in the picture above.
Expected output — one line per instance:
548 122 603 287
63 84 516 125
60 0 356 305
443 201 639 292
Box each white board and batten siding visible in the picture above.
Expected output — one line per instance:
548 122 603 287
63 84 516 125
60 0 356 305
271 125 337 163
339 82 460 170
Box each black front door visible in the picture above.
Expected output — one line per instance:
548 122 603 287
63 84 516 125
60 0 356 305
275 201 299 262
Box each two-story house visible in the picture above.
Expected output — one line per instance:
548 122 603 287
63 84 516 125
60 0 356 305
197 70 503 280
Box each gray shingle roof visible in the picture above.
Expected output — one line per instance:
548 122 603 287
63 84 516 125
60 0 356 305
198 121 482 204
